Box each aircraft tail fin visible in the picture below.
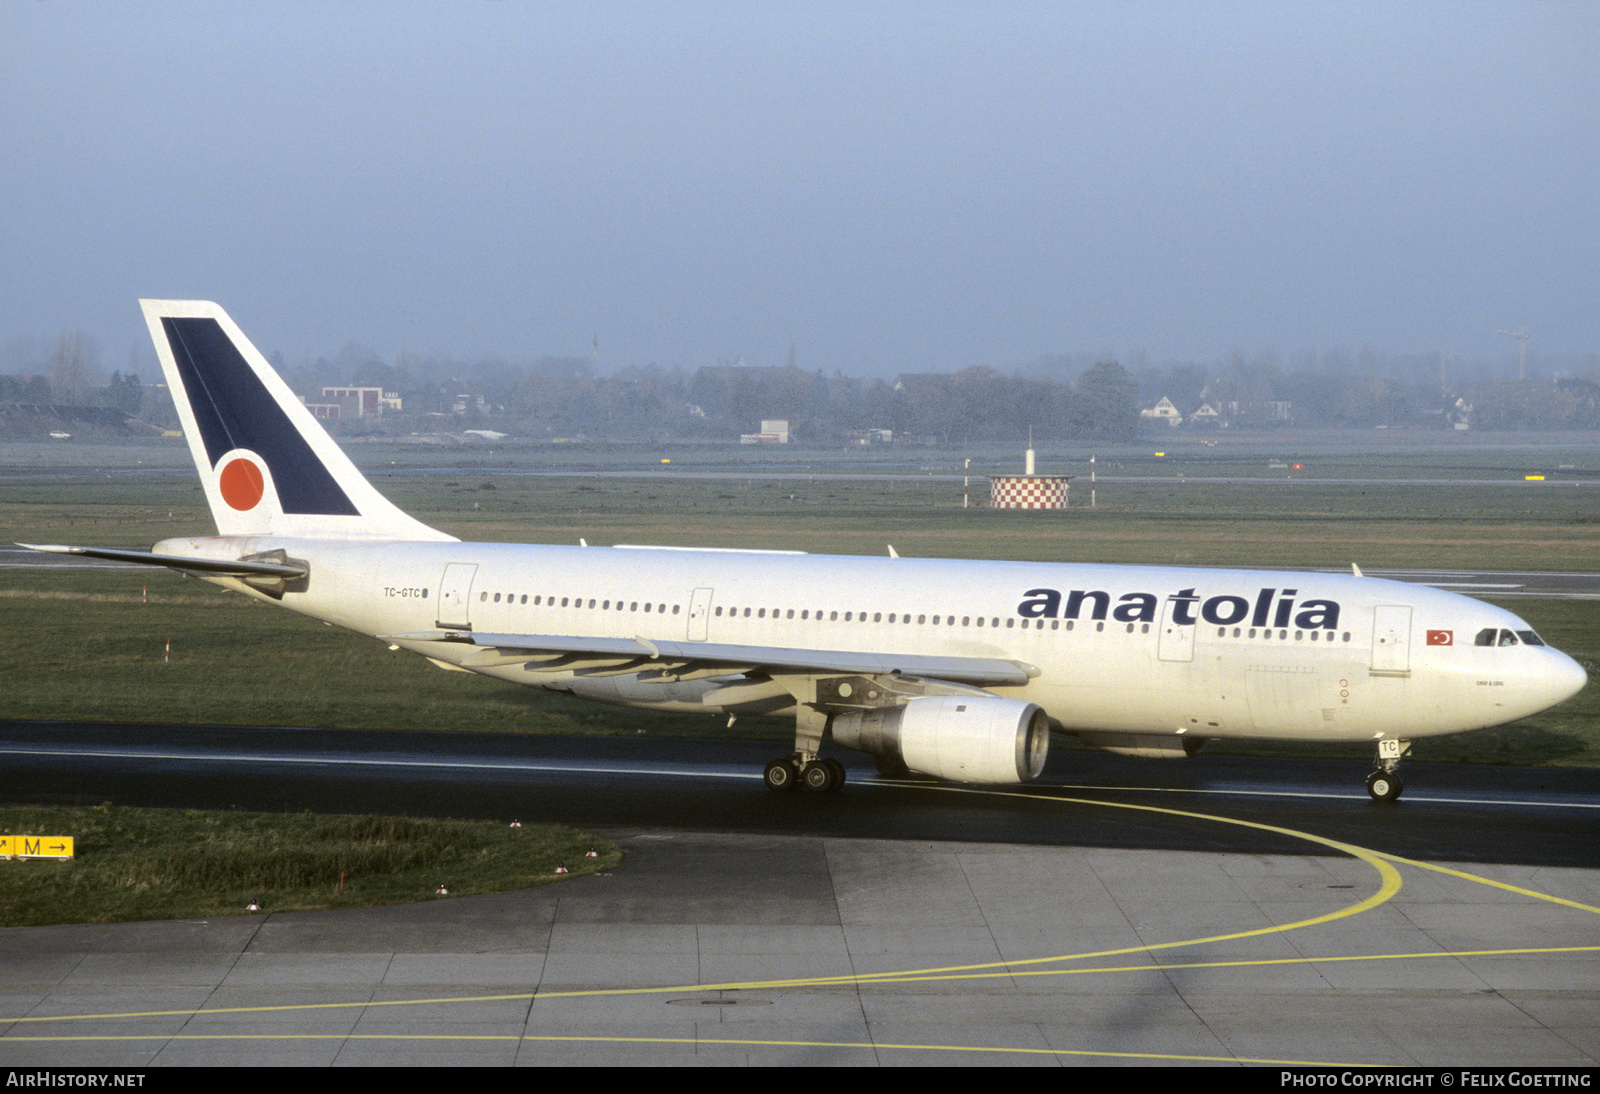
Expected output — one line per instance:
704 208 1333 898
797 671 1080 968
140 300 454 541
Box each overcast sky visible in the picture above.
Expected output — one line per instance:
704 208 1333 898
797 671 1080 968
2 2 1595 376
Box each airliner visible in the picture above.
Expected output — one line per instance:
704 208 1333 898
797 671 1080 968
23 301 1588 802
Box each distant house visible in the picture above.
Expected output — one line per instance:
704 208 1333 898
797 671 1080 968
1140 397 1183 426
1190 403 1222 425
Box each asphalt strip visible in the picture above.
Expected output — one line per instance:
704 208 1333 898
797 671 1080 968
2 745 1597 810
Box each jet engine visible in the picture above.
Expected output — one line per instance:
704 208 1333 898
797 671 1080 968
831 695 1049 784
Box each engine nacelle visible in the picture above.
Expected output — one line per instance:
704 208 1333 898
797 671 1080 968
832 696 1049 784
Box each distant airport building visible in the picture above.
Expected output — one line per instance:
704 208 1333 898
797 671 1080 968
304 387 401 419
740 418 790 444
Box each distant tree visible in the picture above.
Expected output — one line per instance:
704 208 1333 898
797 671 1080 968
47 331 96 404
101 370 144 415
1070 360 1139 439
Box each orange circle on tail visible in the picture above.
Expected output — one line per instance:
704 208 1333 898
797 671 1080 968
218 458 265 511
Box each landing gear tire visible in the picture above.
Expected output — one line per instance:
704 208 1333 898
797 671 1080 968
764 758 800 792
801 760 837 793
824 758 846 789
1366 770 1403 803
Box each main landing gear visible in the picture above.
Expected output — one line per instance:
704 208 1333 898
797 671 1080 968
764 755 845 793
763 705 845 793
1366 738 1411 803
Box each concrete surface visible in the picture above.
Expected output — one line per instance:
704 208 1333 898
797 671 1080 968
1 828 1596 1067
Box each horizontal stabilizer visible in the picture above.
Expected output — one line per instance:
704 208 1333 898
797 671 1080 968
382 629 1037 687
18 543 307 579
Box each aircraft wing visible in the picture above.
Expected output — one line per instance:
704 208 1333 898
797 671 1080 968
17 543 308 579
383 629 1037 687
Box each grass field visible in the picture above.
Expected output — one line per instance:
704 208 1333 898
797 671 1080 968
2 437 1598 766
0 805 621 927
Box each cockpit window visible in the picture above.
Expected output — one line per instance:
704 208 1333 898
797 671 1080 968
1517 630 1546 647
1497 629 1520 647
1475 628 1497 647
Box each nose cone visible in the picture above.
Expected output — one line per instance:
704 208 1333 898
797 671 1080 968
1541 650 1588 709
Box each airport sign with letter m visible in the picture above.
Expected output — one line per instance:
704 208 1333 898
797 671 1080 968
0 835 75 860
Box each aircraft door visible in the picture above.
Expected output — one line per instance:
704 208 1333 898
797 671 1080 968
1371 605 1412 673
436 563 478 630
687 587 713 641
1158 596 1195 662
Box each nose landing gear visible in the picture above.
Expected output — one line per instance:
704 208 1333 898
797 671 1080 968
1366 739 1411 803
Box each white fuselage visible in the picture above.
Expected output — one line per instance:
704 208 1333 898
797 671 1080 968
158 534 1588 746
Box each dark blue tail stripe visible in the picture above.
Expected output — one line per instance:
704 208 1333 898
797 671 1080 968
162 317 360 516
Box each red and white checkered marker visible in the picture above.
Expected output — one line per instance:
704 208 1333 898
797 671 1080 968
435 884 449 895
554 863 568 874
585 848 599 858
509 820 522 827
989 476 1070 509
246 900 261 912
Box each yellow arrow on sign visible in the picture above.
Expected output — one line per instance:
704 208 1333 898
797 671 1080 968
1 835 74 860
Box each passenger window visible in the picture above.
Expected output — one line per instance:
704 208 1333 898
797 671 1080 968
976 618 984 627
962 616 970 626
643 603 651 612
672 605 680 614
715 607 723 616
